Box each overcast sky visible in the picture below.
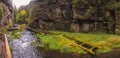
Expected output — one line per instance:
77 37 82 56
12 0 31 8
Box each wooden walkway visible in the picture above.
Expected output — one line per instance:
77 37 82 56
0 34 12 58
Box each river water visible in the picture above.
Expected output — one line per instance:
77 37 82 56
8 30 42 58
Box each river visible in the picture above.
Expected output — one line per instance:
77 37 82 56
7 30 42 58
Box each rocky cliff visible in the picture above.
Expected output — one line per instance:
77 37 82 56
28 0 120 34
0 0 13 26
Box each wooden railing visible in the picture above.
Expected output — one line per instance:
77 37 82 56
4 34 12 58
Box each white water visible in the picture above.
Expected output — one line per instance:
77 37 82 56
8 30 42 58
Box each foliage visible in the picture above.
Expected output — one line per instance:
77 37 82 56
18 24 27 31
20 9 27 15
15 9 29 24
7 31 22 40
8 20 13 28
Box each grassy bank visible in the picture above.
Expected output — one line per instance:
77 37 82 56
34 31 120 54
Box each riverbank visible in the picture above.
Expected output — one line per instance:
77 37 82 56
39 48 120 58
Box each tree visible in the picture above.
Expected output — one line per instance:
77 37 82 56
15 9 29 24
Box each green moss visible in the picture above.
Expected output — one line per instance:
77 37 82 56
35 31 120 54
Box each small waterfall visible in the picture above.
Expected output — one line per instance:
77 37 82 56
8 30 42 58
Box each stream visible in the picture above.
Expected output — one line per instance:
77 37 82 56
7 30 42 58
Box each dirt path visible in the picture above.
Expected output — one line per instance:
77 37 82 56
97 48 120 58
41 48 120 58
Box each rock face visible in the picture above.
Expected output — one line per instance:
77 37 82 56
29 0 73 31
0 0 13 26
28 0 99 32
1 0 13 12
116 13 120 34
29 0 120 33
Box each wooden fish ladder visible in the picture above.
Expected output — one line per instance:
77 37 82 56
0 34 12 58
62 34 100 55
